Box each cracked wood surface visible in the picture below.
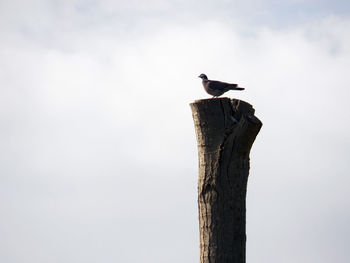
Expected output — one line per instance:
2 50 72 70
190 98 262 263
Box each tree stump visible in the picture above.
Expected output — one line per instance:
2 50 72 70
190 98 262 263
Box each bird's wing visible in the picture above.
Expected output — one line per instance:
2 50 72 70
209 80 237 91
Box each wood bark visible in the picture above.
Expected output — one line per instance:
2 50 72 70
190 98 262 263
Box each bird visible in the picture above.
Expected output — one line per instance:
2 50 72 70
198 73 244 98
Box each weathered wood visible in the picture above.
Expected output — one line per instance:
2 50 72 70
190 98 262 263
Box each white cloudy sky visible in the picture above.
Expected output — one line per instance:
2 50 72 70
1 0 350 262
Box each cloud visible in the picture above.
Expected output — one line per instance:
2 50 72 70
1 1 350 262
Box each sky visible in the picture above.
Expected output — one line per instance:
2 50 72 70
0 0 350 262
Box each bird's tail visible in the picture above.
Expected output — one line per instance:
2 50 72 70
229 84 244 90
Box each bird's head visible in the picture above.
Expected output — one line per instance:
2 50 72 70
198 74 208 80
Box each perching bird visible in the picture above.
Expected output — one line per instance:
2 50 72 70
198 73 244 97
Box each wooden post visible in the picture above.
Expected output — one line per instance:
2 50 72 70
190 98 262 263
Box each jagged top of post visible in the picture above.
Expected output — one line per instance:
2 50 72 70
190 97 262 156
190 97 261 123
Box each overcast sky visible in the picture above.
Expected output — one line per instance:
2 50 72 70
1 0 350 262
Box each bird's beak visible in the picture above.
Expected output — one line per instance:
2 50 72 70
198 75 201 78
